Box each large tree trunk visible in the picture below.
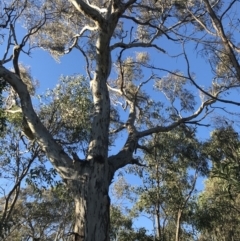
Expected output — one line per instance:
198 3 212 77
69 163 113 241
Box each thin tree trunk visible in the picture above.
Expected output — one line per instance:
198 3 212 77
155 205 161 240
175 209 182 241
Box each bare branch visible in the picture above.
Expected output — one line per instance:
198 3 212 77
109 125 126 135
64 25 98 54
186 8 215 35
183 42 240 106
0 148 38 228
76 45 92 79
220 0 237 21
110 41 166 52
137 98 215 138
203 0 240 78
0 6 15 28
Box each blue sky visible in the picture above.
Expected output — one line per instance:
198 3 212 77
1 3 240 235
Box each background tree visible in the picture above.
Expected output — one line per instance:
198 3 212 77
114 127 207 241
1 0 240 240
1 184 74 241
110 205 154 241
0 116 41 238
194 127 240 241
195 177 240 241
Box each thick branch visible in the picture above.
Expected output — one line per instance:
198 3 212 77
108 137 137 172
109 99 213 171
0 66 80 179
69 0 104 23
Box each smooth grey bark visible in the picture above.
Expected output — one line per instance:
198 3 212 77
175 209 182 241
155 208 161 240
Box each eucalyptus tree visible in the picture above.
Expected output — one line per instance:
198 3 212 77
128 127 207 241
110 206 153 241
201 127 240 198
2 185 74 241
1 0 240 240
193 127 240 241
196 177 240 241
0 107 41 238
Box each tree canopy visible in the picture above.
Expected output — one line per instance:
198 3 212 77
1 0 240 240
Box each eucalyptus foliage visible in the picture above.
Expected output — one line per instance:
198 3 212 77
1 0 240 240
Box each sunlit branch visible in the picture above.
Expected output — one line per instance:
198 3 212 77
69 0 104 23
126 102 137 132
64 25 98 55
107 84 122 95
228 41 240 54
85 0 107 13
5 109 22 113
